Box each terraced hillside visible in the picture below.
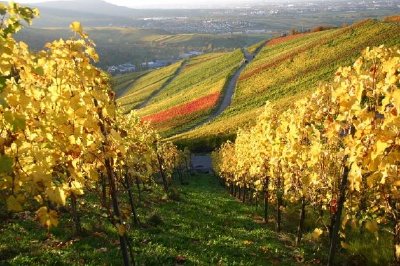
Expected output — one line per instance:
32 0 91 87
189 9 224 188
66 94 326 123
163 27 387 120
117 61 183 112
136 50 244 135
170 19 400 151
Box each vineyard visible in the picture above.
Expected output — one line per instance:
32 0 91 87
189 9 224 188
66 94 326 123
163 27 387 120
2 2 400 266
117 61 183 112
111 71 149 96
0 4 190 265
172 19 400 151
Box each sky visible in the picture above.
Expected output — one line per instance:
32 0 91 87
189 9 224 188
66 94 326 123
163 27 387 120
17 0 313 9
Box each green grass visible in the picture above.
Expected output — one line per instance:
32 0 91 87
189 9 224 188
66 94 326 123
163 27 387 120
130 174 320 265
2 174 306 265
0 205 122 265
171 19 400 151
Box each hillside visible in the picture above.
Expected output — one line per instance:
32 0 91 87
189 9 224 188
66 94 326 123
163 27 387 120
111 71 150 97
32 0 135 17
119 50 244 135
165 19 400 151
117 61 184 112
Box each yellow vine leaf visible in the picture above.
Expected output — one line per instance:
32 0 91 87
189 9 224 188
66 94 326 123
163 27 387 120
34 195 43 204
373 140 390 160
396 245 400 259
341 241 350 249
86 47 99 62
70 21 83 34
69 181 84 196
365 220 379 233
45 187 66 206
243 240 253 245
37 207 59 229
311 228 323 241
88 169 99 181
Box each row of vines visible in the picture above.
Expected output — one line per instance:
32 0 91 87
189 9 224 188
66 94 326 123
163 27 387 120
0 3 191 265
212 45 400 264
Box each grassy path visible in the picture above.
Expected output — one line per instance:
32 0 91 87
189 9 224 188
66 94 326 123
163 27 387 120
131 174 317 265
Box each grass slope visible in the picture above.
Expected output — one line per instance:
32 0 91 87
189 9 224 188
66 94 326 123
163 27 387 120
171 19 400 151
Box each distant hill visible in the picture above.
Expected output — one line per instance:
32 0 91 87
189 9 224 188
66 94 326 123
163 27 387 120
0 0 136 27
6 0 205 27
32 0 136 18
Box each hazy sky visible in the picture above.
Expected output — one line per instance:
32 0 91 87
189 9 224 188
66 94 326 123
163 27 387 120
17 0 309 9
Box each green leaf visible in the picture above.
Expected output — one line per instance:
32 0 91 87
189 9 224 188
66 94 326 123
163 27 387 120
0 155 13 173
4 112 26 131
12 117 26 131
0 76 6 92
7 196 23 212
33 67 44 76
0 3 6 16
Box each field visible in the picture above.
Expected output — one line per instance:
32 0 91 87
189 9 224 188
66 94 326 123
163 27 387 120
3 3 400 266
170 19 400 151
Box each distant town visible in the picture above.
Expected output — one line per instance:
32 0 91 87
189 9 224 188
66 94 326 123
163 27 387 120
133 0 400 34
107 51 203 74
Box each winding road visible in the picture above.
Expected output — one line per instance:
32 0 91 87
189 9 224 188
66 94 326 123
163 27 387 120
206 49 254 122
118 44 262 133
